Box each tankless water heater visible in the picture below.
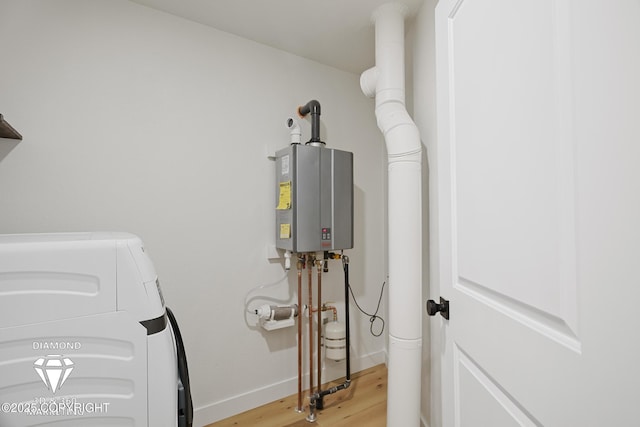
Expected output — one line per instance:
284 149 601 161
275 143 354 253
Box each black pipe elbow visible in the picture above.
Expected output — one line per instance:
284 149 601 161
297 100 324 145
298 99 320 117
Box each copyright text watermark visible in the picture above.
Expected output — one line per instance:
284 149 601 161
1 397 110 416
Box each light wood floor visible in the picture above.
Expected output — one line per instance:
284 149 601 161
205 364 387 427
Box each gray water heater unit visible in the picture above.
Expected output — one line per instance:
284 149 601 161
275 143 354 253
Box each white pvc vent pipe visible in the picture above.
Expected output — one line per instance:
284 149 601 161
361 3 422 426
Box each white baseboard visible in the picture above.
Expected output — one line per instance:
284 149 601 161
193 350 386 427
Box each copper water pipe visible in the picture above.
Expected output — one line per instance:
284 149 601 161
296 257 303 412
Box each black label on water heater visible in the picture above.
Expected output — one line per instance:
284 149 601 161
321 227 331 240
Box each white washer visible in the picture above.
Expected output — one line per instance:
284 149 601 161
0 232 192 427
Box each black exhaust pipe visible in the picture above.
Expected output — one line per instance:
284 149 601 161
298 100 324 145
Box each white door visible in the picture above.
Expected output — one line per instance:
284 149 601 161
433 0 640 426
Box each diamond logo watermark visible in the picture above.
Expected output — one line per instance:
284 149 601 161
33 355 74 394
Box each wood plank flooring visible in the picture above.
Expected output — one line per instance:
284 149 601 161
205 364 387 427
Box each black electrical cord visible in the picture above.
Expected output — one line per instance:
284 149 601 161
348 280 386 337
166 307 193 427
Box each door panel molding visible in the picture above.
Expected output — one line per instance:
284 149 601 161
456 278 581 352
447 0 578 337
454 345 542 427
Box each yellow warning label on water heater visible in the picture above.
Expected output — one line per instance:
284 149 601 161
280 223 291 239
277 181 291 210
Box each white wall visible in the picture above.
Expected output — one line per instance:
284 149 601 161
409 0 439 426
0 1 388 425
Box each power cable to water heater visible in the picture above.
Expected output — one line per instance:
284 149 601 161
348 278 386 338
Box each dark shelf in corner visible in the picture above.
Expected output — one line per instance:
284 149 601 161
0 114 22 140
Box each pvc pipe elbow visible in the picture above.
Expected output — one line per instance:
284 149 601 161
360 66 378 98
286 118 301 144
